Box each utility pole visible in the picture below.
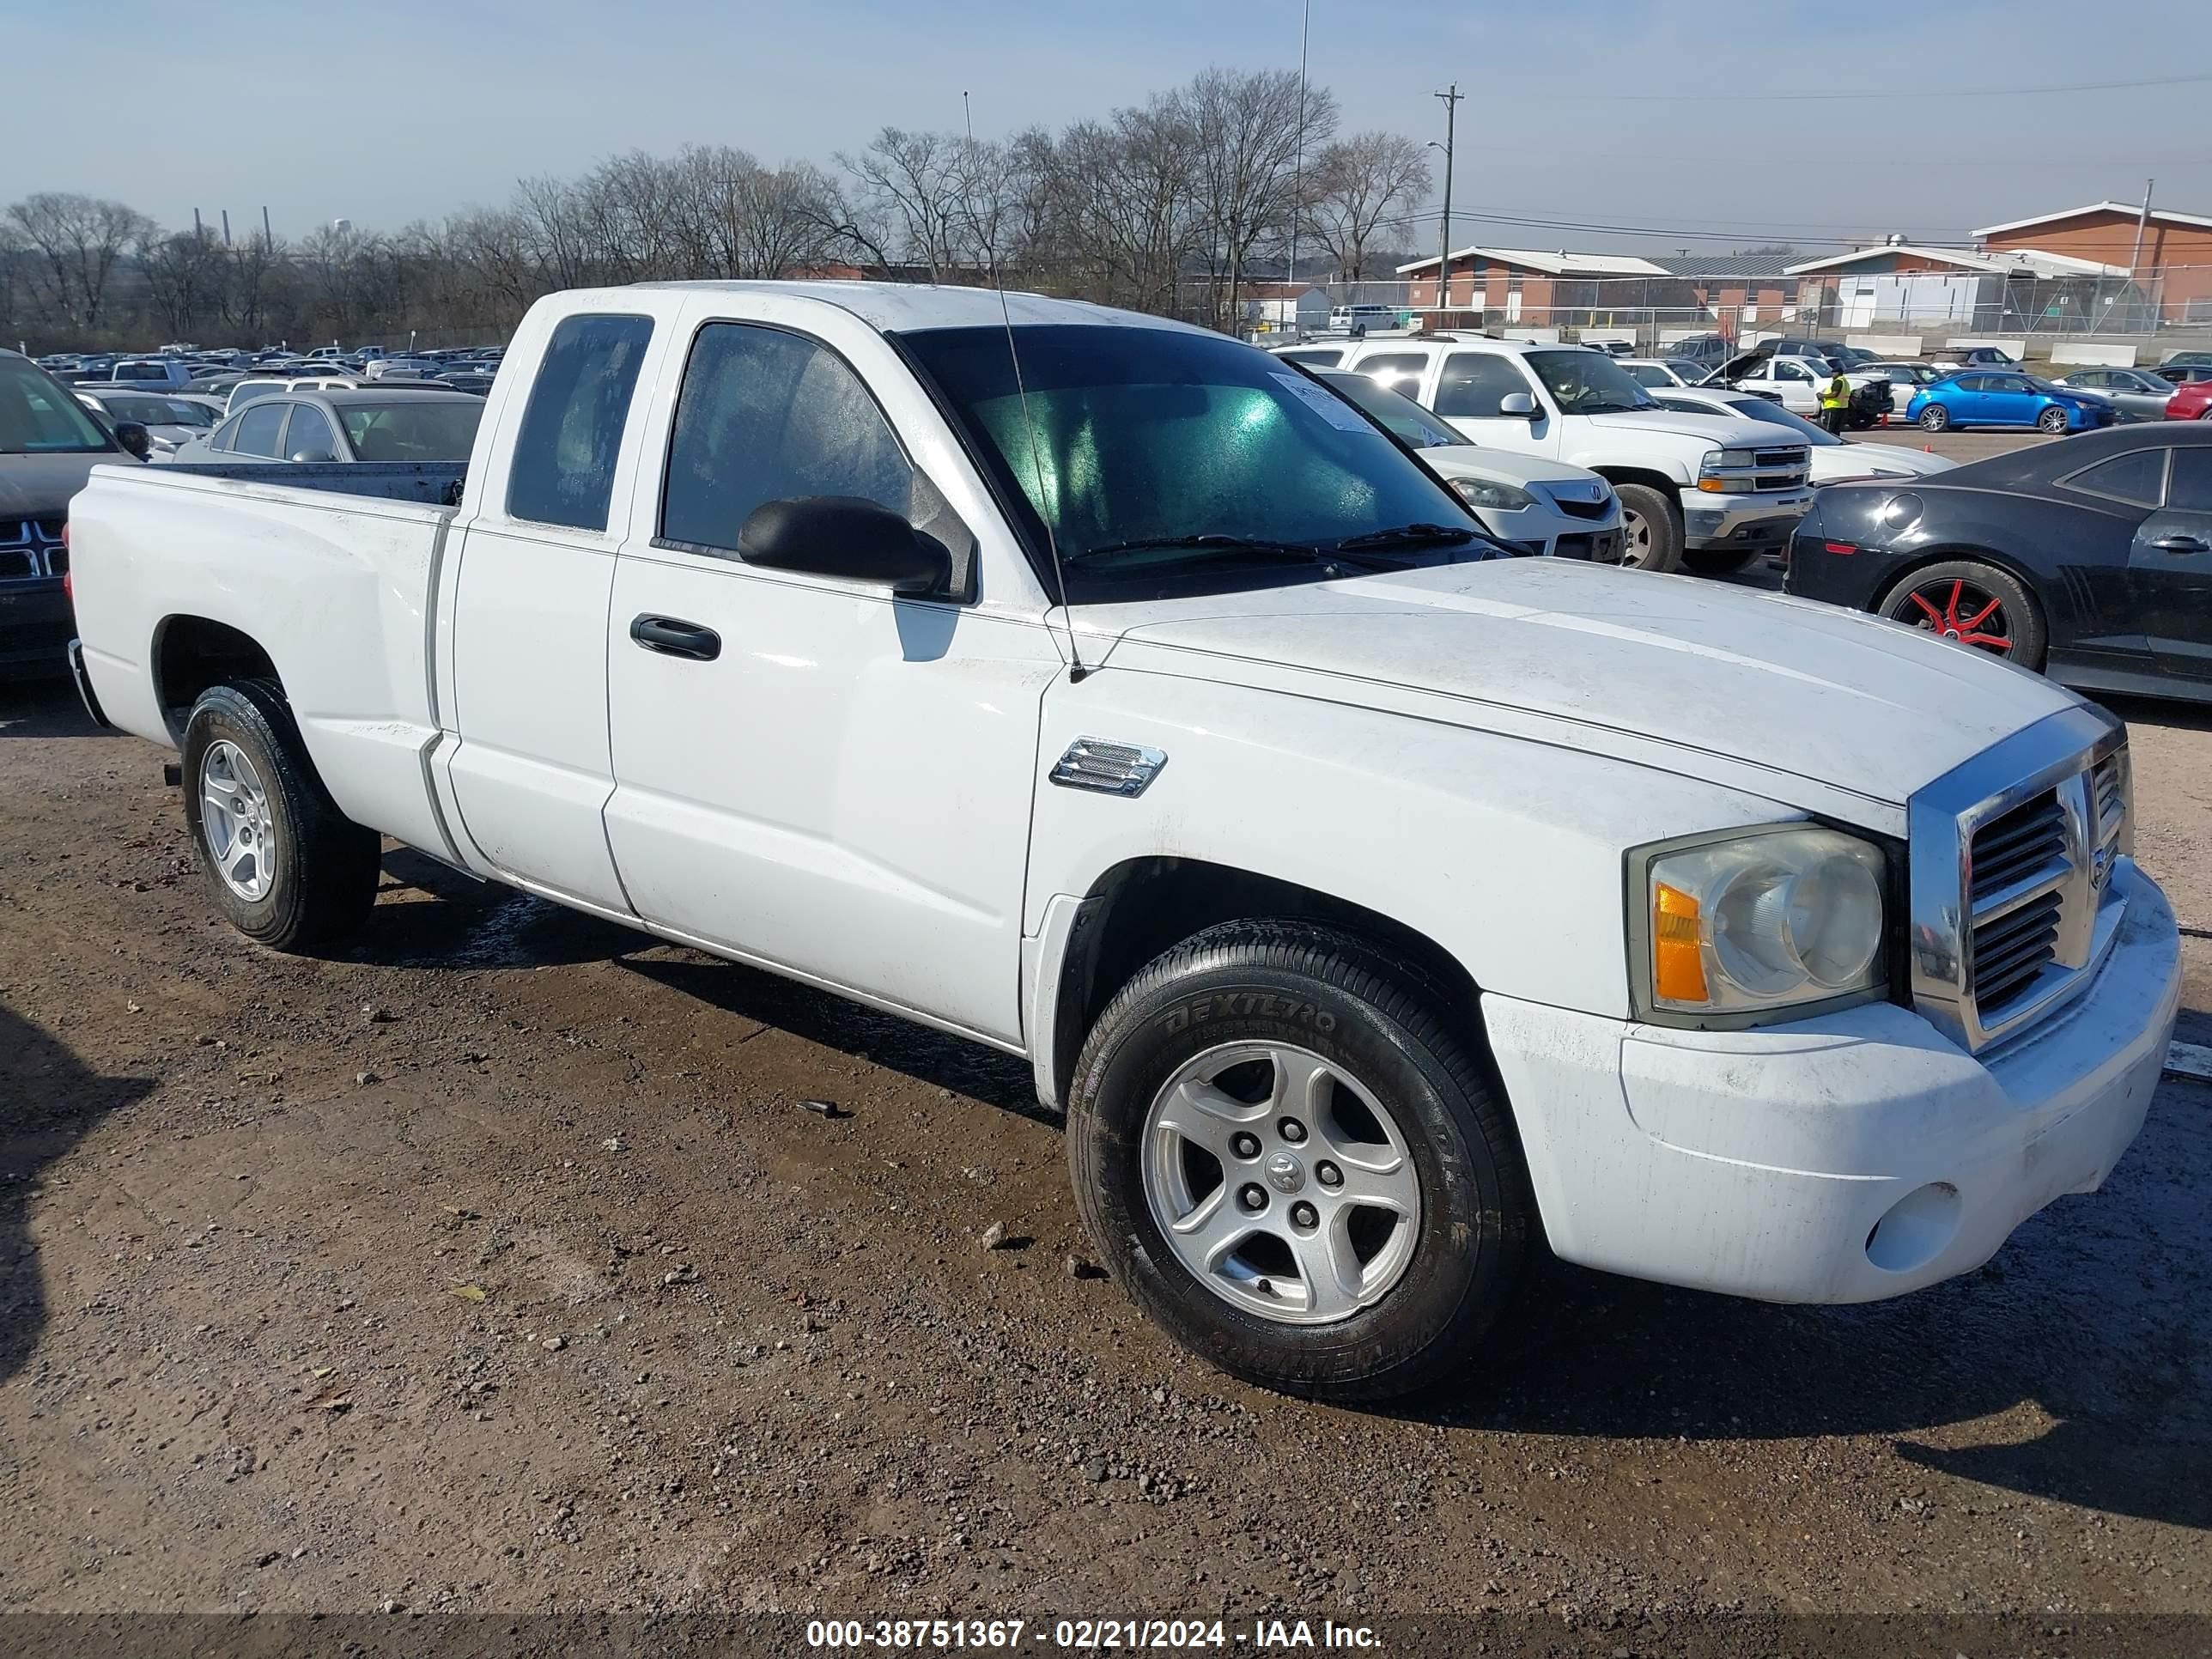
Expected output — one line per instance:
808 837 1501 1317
1289 0 1310 337
2127 177 2154 277
1432 84 1462 322
262 205 273 248
193 207 203 240
221 210 231 246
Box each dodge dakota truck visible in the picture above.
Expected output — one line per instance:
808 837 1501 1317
67 282 2181 1401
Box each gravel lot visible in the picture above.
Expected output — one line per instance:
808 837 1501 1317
2 546 2208 1643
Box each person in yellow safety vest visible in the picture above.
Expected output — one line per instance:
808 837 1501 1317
1818 367 1852 436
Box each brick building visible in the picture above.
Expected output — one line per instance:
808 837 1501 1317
1394 246 1810 331
1975 202 2212 322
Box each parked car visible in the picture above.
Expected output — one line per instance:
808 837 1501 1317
2155 365 2212 388
176 390 484 465
73 388 222 459
1709 352 1893 427
1329 336 1811 574
1786 426 2212 704
0 349 144 677
1906 372 2116 434
1618 358 1711 389
434 371 498 398
365 356 443 380
2166 380 2212 422
1326 303 1401 337
1646 387 1957 487
1855 362 1948 417
2158 350 2212 369
1310 368 1624 561
2054 367 2180 422
1664 333 1734 368
1924 345 2019 369
65 280 2180 1401
103 358 201 392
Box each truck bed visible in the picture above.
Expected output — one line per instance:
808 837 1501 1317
69 459 465 865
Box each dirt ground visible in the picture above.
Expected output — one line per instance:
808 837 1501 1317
1 659 2208 1646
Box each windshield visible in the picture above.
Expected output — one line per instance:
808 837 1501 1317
101 394 214 427
338 401 484 461
1315 370 1466 448
1522 349 1656 414
0 356 114 454
896 325 1478 593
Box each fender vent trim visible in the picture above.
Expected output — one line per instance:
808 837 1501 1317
1050 737 1167 799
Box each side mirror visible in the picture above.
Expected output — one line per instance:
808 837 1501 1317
738 495 949 597
113 421 152 461
288 448 337 464
1498 392 1539 418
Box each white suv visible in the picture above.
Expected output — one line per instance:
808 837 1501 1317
1319 337 1812 574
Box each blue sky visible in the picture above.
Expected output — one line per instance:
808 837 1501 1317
6 0 2209 251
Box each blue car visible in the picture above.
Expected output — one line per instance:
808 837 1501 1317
1905 370 2117 435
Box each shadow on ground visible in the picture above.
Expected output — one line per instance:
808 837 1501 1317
0 1004 155 1385
0 677 118 743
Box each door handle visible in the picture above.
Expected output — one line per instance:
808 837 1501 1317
629 614 721 661
2151 535 2211 555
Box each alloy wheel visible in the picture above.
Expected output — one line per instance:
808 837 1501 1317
200 738 277 901
1888 576 2014 655
1140 1042 1422 1326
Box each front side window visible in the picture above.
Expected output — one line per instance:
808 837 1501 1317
1435 352 1536 417
660 323 912 554
283 404 339 459
0 356 112 454
234 402 289 458
1522 349 1657 414
896 324 1474 596
505 313 653 530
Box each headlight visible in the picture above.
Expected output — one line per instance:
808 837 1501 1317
1451 477 1537 512
1702 448 1755 474
1632 826 1887 1023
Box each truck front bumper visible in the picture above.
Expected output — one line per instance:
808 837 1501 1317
1484 863 2179 1304
1684 490 1812 553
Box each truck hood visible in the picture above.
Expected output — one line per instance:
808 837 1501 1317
1087 556 2077 817
1578 408 1791 448
0 452 135 518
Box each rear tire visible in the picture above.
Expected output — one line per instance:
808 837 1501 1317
1918 404 1952 432
1878 559 2048 672
181 679 380 950
1066 919 1531 1402
1612 483 1685 574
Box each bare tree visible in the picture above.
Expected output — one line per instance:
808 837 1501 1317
836 128 977 281
1182 68 1337 329
5 192 154 331
1310 131 1431 282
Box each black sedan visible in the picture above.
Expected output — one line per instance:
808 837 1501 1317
1784 425 2212 703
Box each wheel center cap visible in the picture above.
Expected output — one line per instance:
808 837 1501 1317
1942 628 1961 639
1262 1152 1306 1194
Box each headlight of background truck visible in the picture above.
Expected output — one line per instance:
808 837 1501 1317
1451 477 1537 512
1629 825 1887 1024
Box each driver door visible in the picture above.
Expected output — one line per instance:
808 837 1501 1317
1771 360 1819 414
1434 351 1553 455
2130 446 2212 683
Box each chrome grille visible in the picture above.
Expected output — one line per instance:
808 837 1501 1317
1908 707 2130 1054
0 518 68 580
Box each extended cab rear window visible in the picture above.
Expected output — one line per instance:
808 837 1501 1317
505 313 653 531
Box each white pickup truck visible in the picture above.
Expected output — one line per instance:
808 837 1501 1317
1319 336 1814 576
68 281 2181 1402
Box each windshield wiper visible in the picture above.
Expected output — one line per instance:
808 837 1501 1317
1331 522 1480 553
1066 533 1326 566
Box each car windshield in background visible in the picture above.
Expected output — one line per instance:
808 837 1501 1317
1315 370 1466 448
104 395 214 426
2028 379 2075 396
1523 349 1657 414
897 325 1474 590
1715 398 1838 446
0 356 113 454
338 401 483 461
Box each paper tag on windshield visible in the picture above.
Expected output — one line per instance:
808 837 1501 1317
1270 371 1373 432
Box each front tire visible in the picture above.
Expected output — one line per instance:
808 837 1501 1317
2036 406 2070 434
1066 920 1531 1401
1612 483 1685 574
181 680 380 950
1918 404 1952 432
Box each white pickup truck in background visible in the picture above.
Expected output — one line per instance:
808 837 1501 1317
68 281 2181 1402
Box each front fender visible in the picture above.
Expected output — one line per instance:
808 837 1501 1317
1024 668 1793 1024
1570 450 1696 487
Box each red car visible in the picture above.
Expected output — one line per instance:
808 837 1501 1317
2168 379 2212 421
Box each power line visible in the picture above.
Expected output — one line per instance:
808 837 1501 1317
1600 70 2212 101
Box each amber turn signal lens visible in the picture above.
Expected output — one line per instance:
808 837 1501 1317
1653 881 1709 1004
